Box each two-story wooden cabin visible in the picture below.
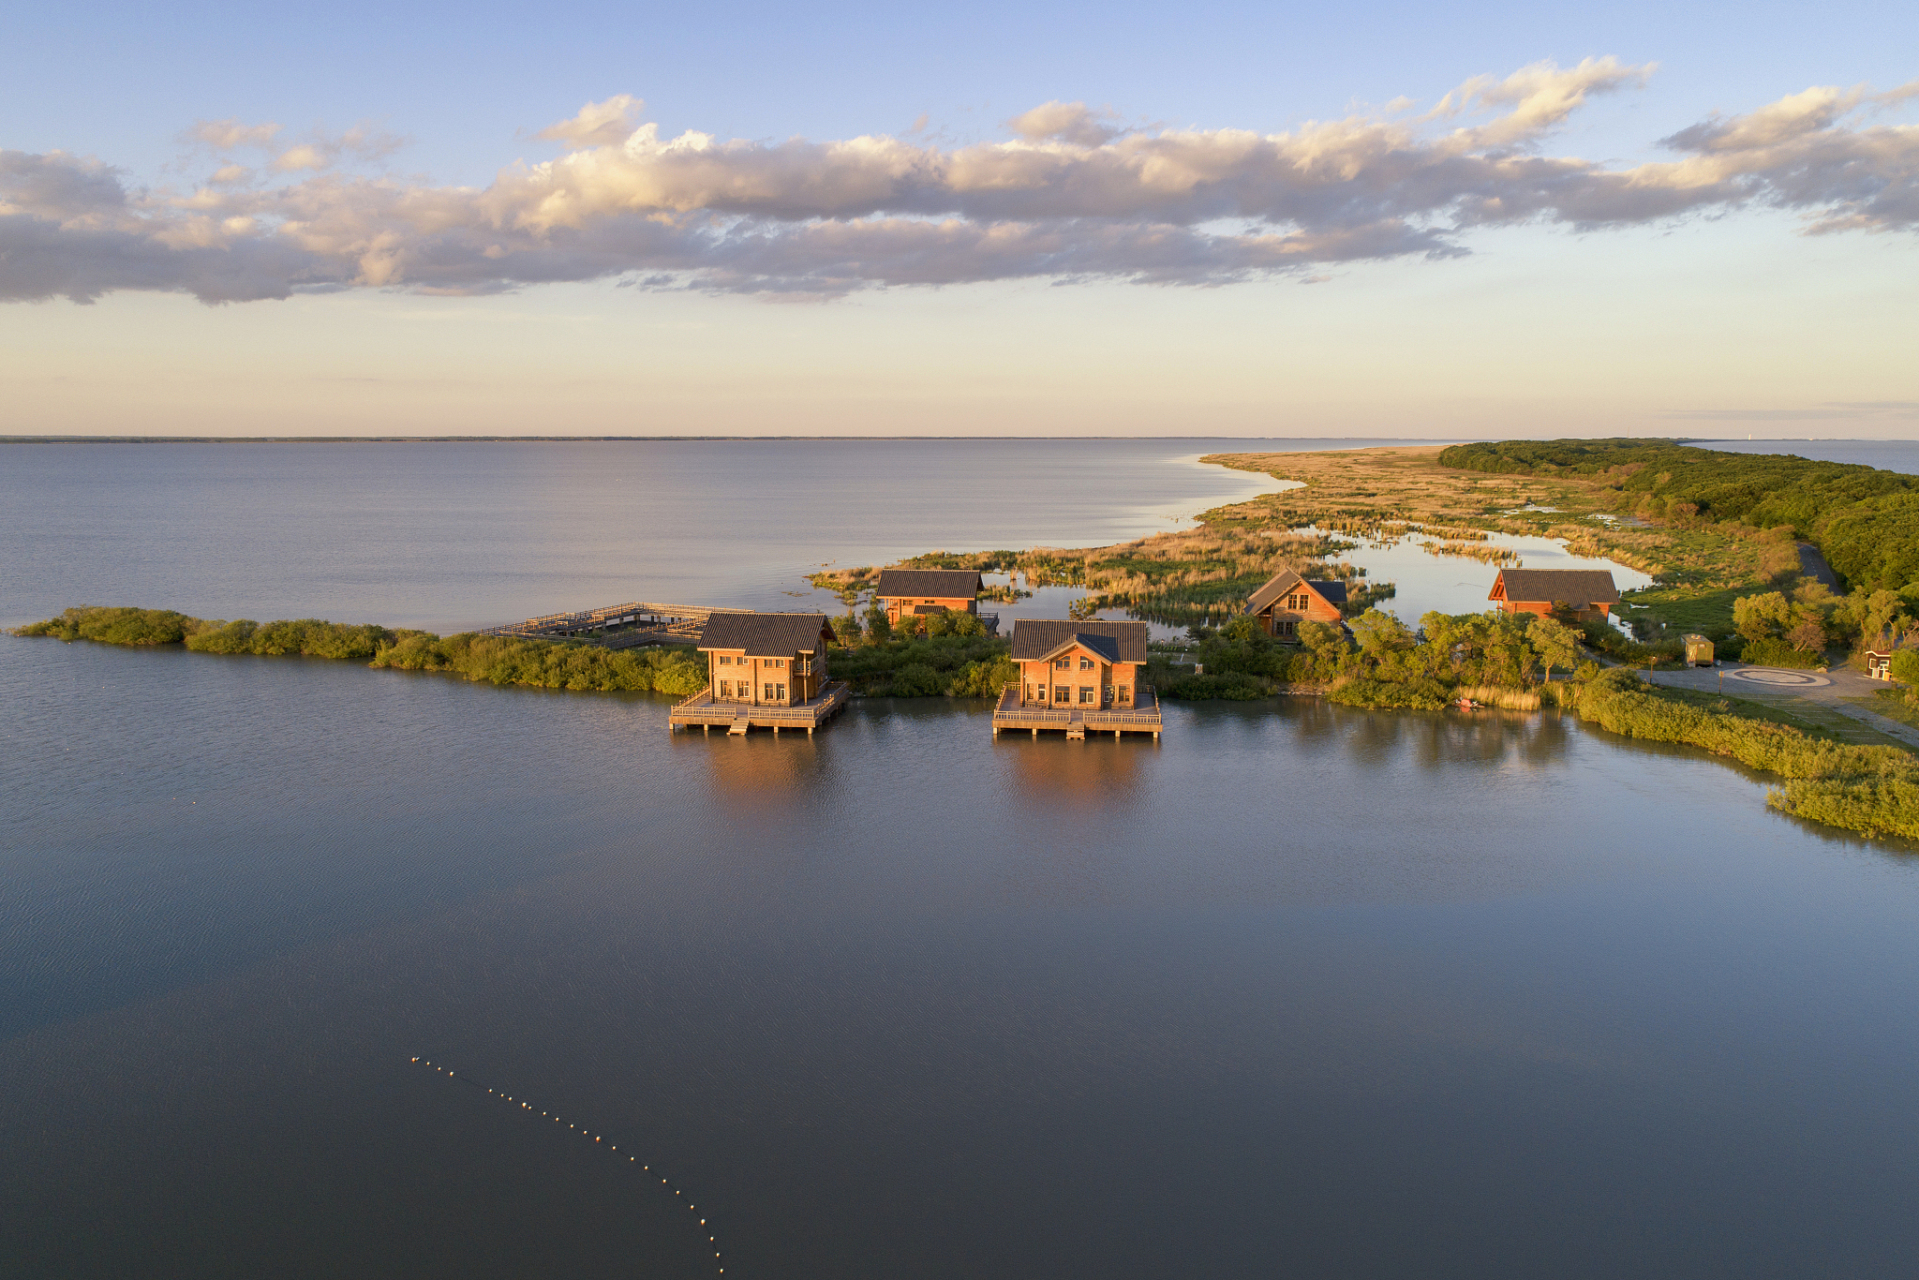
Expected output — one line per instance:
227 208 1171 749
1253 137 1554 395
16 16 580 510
669 611 851 736
1246 570 1348 639
875 568 984 624
993 619 1161 739
697 611 834 705
1489 569 1619 622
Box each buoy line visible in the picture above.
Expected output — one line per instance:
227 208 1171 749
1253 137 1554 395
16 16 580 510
411 1056 725 1274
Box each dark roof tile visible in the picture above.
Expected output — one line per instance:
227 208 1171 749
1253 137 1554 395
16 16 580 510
1492 569 1620 606
876 569 983 599
1009 619 1149 663
698 612 832 654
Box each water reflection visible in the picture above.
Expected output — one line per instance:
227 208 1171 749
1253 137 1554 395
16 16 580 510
998 731 1152 807
675 718 821 805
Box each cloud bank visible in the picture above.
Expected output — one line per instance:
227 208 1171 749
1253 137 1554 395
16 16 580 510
4 59 1917 304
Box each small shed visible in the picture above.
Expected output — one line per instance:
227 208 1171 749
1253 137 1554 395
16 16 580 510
1683 634 1714 667
1862 631 1913 681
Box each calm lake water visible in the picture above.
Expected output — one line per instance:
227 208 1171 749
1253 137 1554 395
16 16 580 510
5 440 1919 1278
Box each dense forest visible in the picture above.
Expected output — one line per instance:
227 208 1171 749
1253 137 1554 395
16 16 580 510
1437 439 1919 595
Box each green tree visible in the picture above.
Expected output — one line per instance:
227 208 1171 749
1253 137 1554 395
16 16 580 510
1526 615 1579 679
1348 609 1412 654
863 602 892 643
831 612 863 647
1220 614 1264 643
1732 591 1792 643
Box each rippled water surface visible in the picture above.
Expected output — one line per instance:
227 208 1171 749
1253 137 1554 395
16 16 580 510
5 441 1919 1279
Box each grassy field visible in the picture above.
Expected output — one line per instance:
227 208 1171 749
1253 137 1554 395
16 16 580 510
1650 683 1910 749
1199 446 1798 643
1853 689 1919 733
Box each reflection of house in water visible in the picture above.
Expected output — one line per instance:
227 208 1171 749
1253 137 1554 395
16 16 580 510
1488 569 1619 622
1246 570 1347 640
668 612 851 736
1001 728 1147 800
875 569 997 633
992 620 1162 741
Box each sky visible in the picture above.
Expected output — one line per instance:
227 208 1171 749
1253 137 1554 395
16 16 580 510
3 0 1916 438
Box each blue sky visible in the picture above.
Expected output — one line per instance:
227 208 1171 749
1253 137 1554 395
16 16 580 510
3 0 1916 436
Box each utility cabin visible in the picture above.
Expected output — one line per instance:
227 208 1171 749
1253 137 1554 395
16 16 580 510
1489 569 1620 622
875 569 984 624
1246 570 1347 640
1863 631 1913 681
992 619 1162 740
669 612 850 736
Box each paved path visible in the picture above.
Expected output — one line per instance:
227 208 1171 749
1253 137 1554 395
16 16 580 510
1644 662 1919 751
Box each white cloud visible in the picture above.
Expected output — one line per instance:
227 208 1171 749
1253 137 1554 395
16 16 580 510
535 95 646 150
1006 101 1124 147
189 119 282 151
4 63 1918 304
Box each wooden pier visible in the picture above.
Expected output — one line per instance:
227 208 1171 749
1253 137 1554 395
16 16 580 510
669 681 853 736
482 601 739 649
991 685 1162 741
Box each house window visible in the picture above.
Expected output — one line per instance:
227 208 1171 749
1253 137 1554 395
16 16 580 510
718 681 730 697
1076 686 1091 704
771 658 784 669
1054 657 1071 670
763 683 774 701
1282 619 1297 637
776 683 787 701
1054 685 1070 703
1079 656 1094 670
718 655 731 665
1117 686 1131 705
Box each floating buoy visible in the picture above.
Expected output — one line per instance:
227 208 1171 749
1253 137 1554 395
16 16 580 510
408 1054 721 1275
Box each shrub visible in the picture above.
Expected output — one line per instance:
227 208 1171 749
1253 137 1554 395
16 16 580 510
1890 650 1919 685
825 633 1012 696
13 606 204 646
1327 677 1451 710
889 663 943 696
1737 637 1822 669
1565 669 1919 840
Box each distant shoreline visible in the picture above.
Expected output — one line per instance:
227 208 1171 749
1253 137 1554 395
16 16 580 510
0 434 1899 445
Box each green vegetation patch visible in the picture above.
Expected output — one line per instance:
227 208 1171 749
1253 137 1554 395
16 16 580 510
1439 439 1919 594
1568 670 1919 841
826 634 1016 698
11 605 707 695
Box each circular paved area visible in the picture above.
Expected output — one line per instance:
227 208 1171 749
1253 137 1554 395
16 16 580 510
1726 667 1831 688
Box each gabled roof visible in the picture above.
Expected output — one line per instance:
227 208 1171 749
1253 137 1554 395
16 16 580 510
1490 568 1620 605
1310 580 1348 606
1009 619 1149 663
1247 570 1348 613
697 611 832 655
875 568 984 599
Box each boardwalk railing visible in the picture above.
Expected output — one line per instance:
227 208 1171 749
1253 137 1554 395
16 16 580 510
993 684 1162 735
484 602 744 641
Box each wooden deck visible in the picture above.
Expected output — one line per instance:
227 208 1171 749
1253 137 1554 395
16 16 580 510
668 681 853 736
991 686 1162 740
483 601 740 648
